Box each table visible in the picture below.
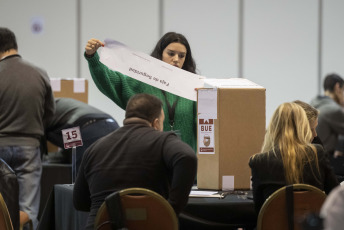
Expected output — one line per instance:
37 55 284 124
38 184 256 230
39 162 72 219
180 193 256 229
38 184 88 230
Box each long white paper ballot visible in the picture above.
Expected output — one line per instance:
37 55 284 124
99 39 205 101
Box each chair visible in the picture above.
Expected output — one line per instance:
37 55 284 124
0 192 14 230
0 158 19 230
19 211 33 230
257 184 326 230
94 188 178 230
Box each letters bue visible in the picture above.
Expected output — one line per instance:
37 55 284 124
201 125 212 132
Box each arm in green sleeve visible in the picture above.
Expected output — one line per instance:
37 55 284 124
85 52 141 109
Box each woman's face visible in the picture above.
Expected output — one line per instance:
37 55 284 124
162 42 187 69
310 118 318 139
334 83 344 106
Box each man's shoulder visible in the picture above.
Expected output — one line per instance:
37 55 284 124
312 96 342 114
310 96 332 107
163 133 196 157
7 57 50 84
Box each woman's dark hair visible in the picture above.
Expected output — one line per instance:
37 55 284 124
125 93 163 123
324 73 344 92
0 27 18 53
150 32 196 73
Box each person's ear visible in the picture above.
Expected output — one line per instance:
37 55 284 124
335 82 341 91
152 118 160 131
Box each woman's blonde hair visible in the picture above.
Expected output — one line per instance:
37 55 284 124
260 102 319 184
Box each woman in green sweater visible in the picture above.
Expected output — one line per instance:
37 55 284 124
85 32 198 152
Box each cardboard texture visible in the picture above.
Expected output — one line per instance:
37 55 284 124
47 78 88 153
52 79 88 103
197 78 266 190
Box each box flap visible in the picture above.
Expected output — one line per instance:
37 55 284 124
204 78 264 89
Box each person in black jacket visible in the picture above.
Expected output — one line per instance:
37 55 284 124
249 102 338 214
73 93 197 230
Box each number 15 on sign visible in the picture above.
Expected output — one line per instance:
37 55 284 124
62 127 83 149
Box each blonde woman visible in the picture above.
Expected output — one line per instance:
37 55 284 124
249 102 338 214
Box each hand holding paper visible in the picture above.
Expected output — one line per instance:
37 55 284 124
98 39 205 101
85 38 105 56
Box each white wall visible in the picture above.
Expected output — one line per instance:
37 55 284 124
1 0 344 126
164 0 239 78
80 0 160 125
322 0 344 84
0 0 77 78
244 0 318 124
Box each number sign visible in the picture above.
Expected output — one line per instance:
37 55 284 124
61 126 83 149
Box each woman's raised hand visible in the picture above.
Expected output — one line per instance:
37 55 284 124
85 38 105 56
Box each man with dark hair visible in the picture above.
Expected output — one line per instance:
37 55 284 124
311 73 344 182
0 27 55 228
73 93 197 230
323 73 344 105
310 73 344 156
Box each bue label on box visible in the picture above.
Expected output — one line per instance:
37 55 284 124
198 118 215 154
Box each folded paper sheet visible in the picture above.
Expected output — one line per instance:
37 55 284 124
99 39 205 101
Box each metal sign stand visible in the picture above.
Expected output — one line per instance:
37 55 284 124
72 147 77 184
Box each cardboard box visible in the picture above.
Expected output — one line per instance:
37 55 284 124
197 78 265 190
50 78 88 103
47 78 88 153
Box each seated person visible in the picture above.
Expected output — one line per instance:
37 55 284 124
293 100 322 145
73 93 197 230
249 102 338 214
321 184 344 230
45 97 119 175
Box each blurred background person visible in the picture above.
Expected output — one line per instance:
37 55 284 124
321 184 344 230
310 73 344 156
310 73 344 182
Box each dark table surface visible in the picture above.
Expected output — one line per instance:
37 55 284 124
39 162 72 219
38 184 256 230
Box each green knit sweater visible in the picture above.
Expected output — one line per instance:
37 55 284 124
86 52 197 152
